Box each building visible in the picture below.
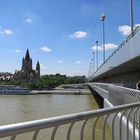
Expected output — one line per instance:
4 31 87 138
14 49 40 81
0 72 13 81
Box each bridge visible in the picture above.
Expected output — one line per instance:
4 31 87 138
88 26 140 89
0 21 140 140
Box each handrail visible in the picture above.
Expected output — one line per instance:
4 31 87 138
90 26 140 77
88 82 140 105
0 101 140 139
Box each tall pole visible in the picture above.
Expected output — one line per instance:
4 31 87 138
100 14 106 62
95 40 98 70
89 62 92 77
130 0 134 33
88 65 90 78
92 52 95 74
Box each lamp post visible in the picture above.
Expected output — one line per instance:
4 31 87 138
95 40 98 70
89 62 92 77
130 0 134 33
92 52 95 74
88 52 95 79
100 14 106 62
90 59 93 76
88 62 92 78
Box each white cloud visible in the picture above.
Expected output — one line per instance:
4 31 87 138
118 25 131 36
70 31 87 38
75 60 82 64
1 29 13 35
91 46 103 51
118 24 140 36
134 24 140 28
25 17 33 23
40 64 48 69
105 43 118 50
40 46 51 52
15 49 21 53
57 60 64 63
0 26 13 35
91 43 118 51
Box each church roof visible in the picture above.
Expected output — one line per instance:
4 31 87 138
37 61 40 66
25 49 30 61
36 61 40 70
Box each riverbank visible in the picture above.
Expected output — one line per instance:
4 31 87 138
31 88 91 95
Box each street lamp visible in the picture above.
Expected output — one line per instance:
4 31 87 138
89 62 92 77
130 0 134 33
88 52 95 78
100 13 106 62
95 40 98 70
88 62 92 78
92 52 95 74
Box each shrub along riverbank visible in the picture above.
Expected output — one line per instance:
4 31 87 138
1 74 87 90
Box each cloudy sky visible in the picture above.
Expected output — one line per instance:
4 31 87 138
0 0 140 76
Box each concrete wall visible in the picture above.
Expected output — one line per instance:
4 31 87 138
102 70 140 88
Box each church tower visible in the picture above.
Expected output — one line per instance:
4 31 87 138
36 61 40 78
22 49 32 72
22 57 25 69
14 48 40 81
21 49 32 80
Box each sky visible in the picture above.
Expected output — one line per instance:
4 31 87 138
0 0 140 76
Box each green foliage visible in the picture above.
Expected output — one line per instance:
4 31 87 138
4 74 87 90
66 76 86 84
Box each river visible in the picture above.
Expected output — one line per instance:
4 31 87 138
0 94 110 140
0 94 98 125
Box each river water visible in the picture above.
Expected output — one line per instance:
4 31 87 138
0 94 98 125
0 94 110 140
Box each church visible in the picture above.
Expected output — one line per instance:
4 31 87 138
14 49 40 81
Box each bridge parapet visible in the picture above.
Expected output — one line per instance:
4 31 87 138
88 82 110 99
108 84 140 105
88 82 140 106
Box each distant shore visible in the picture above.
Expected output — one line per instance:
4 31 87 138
31 88 91 95
0 84 91 95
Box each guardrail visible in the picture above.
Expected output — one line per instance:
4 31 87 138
0 102 140 140
108 84 140 106
88 26 140 80
96 26 140 73
88 82 140 106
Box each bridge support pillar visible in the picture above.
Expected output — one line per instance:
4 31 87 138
88 86 104 108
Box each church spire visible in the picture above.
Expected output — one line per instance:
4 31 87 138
25 49 30 61
36 61 40 78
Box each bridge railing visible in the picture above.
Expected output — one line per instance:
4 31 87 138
89 82 140 106
0 102 140 140
88 26 140 80
108 85 140 106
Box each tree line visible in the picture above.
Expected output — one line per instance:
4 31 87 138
4 74 87 90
